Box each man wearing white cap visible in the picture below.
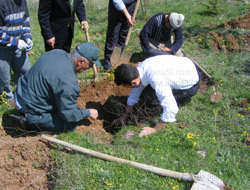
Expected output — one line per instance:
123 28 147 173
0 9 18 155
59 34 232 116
139 12 184 57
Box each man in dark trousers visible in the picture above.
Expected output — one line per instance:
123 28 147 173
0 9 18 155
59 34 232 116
14 42 101 133
38 0 89 53
112 55 200 137
140 12 184 58
104 0 137 70
0 0 32 102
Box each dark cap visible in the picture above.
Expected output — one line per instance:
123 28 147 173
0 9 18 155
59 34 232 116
76 42 101 66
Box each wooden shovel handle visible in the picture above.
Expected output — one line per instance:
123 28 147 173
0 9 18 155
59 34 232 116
41 135 194 182
85 30 98 80
85 30 90 42
124 0 141 46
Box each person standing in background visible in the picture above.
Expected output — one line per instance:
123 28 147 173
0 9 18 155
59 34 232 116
104 0 137 70
38 0 89 53
0 0 32 102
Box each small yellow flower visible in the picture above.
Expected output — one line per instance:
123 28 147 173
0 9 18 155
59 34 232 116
245 1 249 5
242 131 247 135
213 110 218 116
187 133 194 139
193 142 197 146
237 113 241 117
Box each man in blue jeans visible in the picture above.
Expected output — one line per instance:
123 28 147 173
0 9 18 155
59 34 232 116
0 0 32 103
15 42 101 133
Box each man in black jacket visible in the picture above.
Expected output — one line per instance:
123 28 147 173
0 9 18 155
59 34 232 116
140 12 184 58
38 0 88 53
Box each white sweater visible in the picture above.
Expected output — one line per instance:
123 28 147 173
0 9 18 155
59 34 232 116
127 55 199 122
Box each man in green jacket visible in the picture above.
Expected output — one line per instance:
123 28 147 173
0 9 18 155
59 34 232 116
14 42 101 133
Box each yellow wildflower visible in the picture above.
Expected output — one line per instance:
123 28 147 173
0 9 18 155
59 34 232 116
242 131 247 135
193 142 197 146
187 133 194 139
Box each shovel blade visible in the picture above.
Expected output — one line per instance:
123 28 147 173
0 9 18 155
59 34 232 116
111 46 122 68
119 46 132 65
191 170 226 190
111 46 132 68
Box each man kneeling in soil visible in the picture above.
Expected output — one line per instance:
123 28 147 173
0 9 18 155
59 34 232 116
14 42 101 133
113 55 200 137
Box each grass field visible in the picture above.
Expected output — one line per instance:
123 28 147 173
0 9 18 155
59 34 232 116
1 0 250 189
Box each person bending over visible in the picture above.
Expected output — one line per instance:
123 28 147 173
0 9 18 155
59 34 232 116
112 55 200 137
15 42 101 133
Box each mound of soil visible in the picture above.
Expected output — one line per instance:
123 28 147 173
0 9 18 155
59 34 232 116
0 129 51 190
210 14 250 52
224 14 250 29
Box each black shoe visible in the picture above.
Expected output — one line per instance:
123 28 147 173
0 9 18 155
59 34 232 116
104 61 112 71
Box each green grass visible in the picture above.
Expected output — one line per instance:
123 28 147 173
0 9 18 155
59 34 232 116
1 0 250 189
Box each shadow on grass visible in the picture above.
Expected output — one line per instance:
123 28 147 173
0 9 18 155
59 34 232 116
1 109 42 138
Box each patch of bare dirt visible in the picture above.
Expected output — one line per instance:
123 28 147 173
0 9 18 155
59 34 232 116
224 14 250 29
0 130 51 190
210 14 250 52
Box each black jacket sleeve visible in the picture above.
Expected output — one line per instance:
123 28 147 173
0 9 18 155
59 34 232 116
139 16 158 52
38 0 54 40
76 0 86 22
171 26 183 54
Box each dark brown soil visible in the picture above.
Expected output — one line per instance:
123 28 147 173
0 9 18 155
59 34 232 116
210 14 250 52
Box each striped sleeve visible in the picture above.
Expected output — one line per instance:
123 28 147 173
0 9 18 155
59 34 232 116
0 0 31 47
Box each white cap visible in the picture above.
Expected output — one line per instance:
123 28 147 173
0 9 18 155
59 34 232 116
169 13 185 29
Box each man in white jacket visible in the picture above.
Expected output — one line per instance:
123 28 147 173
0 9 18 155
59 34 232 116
104 0 137 70
112 55 200 137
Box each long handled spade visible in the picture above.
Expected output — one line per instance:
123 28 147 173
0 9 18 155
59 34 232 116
85 30 99 81
111 0 141 68
41 135 228 190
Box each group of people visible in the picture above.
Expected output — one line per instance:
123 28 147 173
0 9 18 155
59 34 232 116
0 0 200 137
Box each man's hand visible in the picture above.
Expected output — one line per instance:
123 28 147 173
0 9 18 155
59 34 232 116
46 37 55 48
81 21 89 31
139 120 166 137
17 40 29 50
89 109 98 119
159 47 172 53
139 127 156 137
25 38 33 52
122 9 135 27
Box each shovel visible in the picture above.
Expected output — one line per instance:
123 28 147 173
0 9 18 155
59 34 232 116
41 135 228 190
85 30 99 81
111 0 141 68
